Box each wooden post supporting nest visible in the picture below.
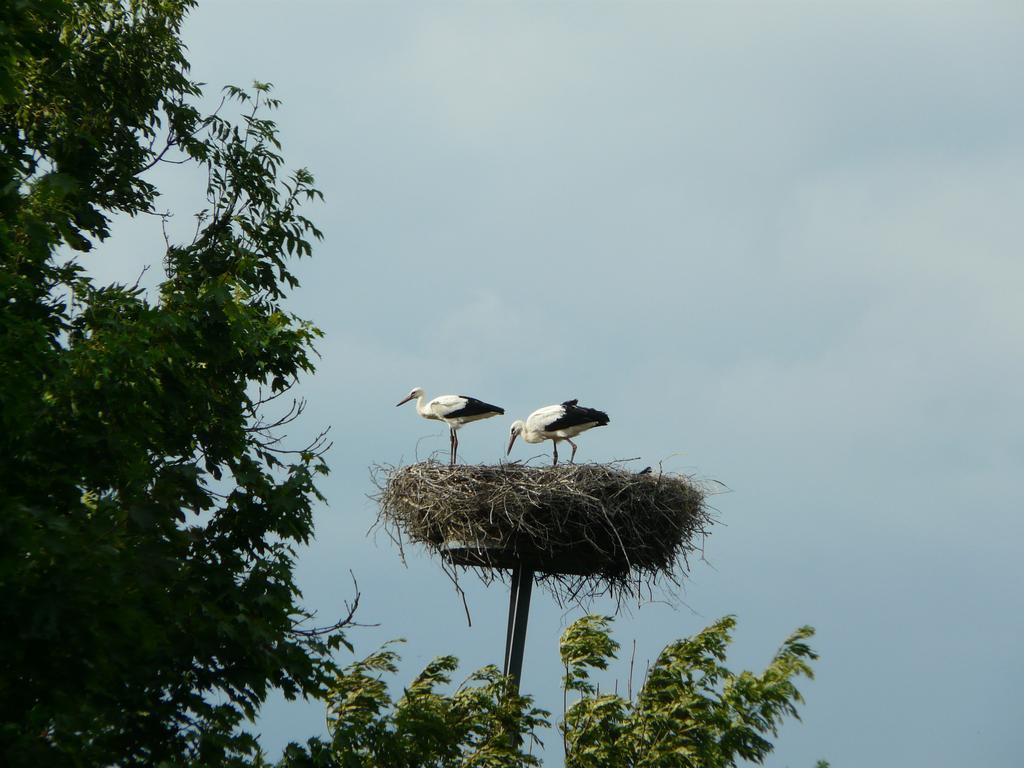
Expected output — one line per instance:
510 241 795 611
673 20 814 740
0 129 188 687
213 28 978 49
502 563 534 692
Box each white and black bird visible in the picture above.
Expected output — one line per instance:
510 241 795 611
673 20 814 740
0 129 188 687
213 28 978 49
396 387 505 465
507 399 610 466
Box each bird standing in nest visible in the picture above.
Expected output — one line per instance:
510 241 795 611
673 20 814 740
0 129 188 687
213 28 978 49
397 387 505 465
507 399 610 466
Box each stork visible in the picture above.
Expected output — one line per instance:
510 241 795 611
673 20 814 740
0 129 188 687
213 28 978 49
396 387 505 465
507 399 610 466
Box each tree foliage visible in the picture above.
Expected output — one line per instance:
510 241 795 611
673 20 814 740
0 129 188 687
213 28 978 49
1 2 340 765
316 646 550 768
277 616 817 768
560 615 818 768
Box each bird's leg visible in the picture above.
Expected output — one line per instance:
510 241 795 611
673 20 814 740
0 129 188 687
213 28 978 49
453 429 459 465
450 428 457 466
567 438 578 464
552 441 558 466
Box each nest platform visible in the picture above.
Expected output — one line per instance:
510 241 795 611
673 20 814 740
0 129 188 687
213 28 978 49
374 461 714 603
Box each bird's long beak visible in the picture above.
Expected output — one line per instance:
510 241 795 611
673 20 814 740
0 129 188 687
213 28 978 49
396 394 415 407
506 433 517 455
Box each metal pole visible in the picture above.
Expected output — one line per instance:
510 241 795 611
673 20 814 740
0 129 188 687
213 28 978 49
502 563 534 692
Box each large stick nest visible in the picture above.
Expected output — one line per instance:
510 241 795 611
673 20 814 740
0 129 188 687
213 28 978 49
373 461 715 607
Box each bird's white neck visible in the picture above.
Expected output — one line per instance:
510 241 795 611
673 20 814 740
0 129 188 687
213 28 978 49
521 426 545 444
414 392 431 417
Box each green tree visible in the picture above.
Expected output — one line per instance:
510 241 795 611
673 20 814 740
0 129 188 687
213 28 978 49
277 616 817 768
560 615 817 768
316 645 550 768
1 2 342 765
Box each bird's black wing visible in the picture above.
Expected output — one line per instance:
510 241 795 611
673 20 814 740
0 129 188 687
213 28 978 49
546 401 610 431
451 396 505 417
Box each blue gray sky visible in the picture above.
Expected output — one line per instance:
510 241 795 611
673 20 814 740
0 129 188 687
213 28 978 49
98 1 1023 764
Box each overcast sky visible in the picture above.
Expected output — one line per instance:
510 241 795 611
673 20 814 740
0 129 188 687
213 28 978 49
99 1 1023 764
